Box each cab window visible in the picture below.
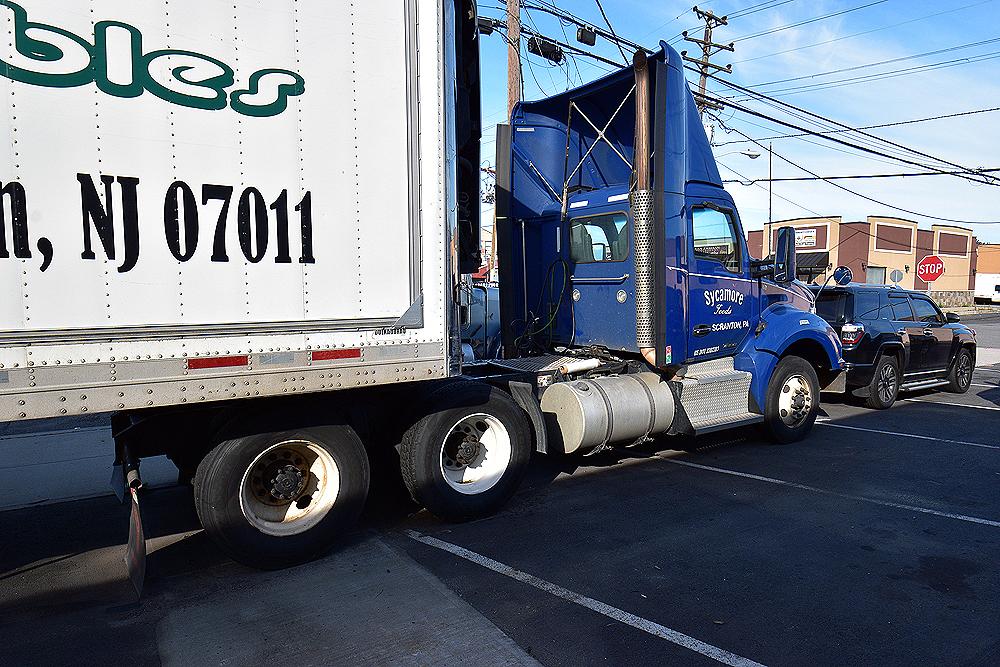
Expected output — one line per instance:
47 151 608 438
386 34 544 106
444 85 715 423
692 207 741 272
569 212 629 264
911 296 943 324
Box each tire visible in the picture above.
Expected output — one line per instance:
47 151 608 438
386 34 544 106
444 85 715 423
761 356 820 444
946 347 974 394
864 354 900 410
193 425 370 570
399 381 531 522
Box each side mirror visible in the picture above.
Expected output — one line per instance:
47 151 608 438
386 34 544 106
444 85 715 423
832 265 853 286
946 312 960 323
773 226 797 283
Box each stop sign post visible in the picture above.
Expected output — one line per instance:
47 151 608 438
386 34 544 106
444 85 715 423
916 254 945 283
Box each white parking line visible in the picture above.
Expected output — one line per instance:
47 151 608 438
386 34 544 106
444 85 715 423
815 421 1000 450
971 383 997 389
404 530 768 667
661 459 1000 528
903 398 1000 411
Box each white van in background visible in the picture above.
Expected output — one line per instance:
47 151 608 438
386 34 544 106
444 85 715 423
975 273 1000 304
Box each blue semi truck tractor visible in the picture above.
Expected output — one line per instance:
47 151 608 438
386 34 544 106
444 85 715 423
437 45 845 519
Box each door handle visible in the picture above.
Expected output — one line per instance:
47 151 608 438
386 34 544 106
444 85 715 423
897 328 907 335
693 324 712 337
570 274 630 284
923 329 934 336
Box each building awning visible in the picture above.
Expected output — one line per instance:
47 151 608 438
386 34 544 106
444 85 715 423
796 251 830 272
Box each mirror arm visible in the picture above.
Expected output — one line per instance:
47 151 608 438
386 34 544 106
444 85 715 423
750 258 773 279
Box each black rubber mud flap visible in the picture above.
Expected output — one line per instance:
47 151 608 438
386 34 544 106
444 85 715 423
126 486 146 600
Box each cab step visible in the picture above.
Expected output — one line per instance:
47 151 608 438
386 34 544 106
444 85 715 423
673 358 757 433
691 412 763 435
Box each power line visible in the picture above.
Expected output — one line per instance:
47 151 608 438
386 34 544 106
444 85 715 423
713 107 1000 146
733 0 996 64
719 160 985 273
723 92 991 172
747 36 1000 88
719 122 1000 225
698 88 992 182
737 50 1000 98
694 68 1000 186
730 0 889 43
714 112 934 171
722 167 1000 185
728 0 798 19
594 0 630 63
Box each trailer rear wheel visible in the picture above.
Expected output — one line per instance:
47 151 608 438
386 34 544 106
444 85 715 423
400 382 531 522
194 425 369 569
761 356 819 444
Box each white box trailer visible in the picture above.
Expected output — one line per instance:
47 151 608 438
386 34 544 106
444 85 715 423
0 0 452 418
0 0 487 573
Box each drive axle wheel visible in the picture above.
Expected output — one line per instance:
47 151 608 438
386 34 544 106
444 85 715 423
194 426 369 569
761 356 820 444
400 381 531 522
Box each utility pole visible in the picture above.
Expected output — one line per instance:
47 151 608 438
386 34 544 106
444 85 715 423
506 0 522 119
681 6 733 117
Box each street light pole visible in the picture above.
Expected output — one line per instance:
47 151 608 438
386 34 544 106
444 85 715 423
768 141 773 256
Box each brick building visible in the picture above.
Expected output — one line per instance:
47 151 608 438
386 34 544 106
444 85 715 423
747 215 977 291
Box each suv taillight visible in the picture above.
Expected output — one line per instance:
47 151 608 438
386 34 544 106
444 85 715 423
841 322 865 345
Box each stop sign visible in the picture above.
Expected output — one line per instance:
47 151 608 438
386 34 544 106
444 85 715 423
916 254 945 283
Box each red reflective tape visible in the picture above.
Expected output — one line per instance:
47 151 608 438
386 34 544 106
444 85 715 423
188 355 249 370
312 349 362 361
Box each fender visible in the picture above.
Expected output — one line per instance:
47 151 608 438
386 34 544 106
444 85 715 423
875 339 908 369
735 304 842 410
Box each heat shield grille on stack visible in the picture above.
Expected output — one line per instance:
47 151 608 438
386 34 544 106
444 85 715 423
630 188 655 349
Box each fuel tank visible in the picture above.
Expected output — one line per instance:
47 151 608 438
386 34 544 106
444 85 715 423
540 373 675 454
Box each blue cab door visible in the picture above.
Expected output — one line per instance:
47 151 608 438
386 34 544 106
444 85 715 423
685 201 756 362
564 197 636 351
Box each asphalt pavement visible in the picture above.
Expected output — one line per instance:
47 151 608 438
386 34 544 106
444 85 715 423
2 318 999 666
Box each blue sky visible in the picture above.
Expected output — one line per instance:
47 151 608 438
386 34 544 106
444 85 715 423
477 0 1000 242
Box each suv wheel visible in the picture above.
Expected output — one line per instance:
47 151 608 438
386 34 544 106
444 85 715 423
865 355 900 409
946 347 974 394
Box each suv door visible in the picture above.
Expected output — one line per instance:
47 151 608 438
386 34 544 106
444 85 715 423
887 293 923 373
909 294 953 374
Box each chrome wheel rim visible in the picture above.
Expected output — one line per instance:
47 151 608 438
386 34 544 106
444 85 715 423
777 373 813 427
877 363 898 404
439 413 512 495
239 440 340 537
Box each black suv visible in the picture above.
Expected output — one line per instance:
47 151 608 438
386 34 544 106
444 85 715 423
809 284 977 409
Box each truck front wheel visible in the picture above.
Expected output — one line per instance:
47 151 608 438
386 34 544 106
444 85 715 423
761 356 820 444
193 425 369 569
399 381 531 522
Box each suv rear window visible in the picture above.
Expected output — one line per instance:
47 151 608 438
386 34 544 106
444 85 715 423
814 291 849 324
853 290 881 321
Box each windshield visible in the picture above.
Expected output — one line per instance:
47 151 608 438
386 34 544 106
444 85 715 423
814 291 850 324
